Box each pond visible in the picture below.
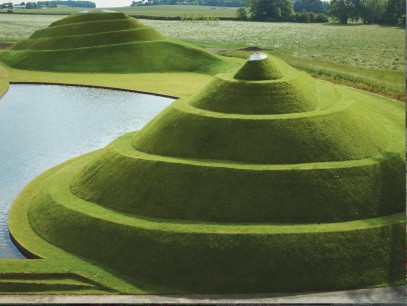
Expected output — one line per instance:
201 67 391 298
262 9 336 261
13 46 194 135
0 84 173 259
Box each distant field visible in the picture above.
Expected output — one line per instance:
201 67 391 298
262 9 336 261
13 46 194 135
141 20 405 72
0 14 404 99
0 14 60 40
0 5 238 18
113 5 238 18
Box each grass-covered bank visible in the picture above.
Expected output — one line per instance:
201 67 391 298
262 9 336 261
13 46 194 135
215 50 405 101
0 64 9 96
0 14 403 100
0 5 239 18
4 68 215 97
4 55 404 294
6 152 169 295
0 13 238 74
0 13 405 295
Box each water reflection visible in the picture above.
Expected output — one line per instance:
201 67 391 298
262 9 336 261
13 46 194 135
0 84 172 258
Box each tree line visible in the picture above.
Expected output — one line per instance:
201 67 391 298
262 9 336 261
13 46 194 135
243 0 405 25
1 0 96 9
131 0 244 7
331 0 405 25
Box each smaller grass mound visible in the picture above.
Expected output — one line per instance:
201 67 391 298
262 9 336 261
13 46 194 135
188 55 319 114
48 11 129 27
234 54 286 80
30 19 142 39
0 12 237 75
12 28 162 50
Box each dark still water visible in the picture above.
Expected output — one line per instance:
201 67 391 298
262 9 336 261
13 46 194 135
0 84 172 258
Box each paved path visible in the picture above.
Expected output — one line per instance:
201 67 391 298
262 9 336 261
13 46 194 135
0 286 405 304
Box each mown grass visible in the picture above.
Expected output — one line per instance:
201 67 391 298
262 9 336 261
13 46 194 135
0 13 238 75
218 50 406 101
7 152 172 294
0 5 238 18
7 56 403 293
0 14 404 99
5 68 215 97
0 63 9 96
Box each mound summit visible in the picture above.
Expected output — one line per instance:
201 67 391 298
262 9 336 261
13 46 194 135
11 55 405 294
0 11 234 74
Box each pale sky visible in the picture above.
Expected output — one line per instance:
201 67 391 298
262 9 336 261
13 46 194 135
91 0 132 8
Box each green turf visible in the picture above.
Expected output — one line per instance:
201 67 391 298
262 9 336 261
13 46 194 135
28 160 405 293
8 55 403 294
0 14 403 100
1 5 239 18
0 64 8 96
0 12 237 74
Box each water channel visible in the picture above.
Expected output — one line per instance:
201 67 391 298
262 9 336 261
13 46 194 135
0 84 172 258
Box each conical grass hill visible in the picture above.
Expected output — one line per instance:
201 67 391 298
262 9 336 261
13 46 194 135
0 11 234 74
11 54 405 294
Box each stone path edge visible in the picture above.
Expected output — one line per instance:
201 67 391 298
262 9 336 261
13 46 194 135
0 286 405 304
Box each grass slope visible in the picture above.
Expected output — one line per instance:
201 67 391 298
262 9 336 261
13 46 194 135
1 5 239 18
0 15 403 99
28 160 405 293
0 64 9 96
2 40 234 74
0 12 237 74
6 152 173 294
7 57 404 294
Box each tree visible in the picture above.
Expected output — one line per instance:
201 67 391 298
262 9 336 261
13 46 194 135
293 0 324 13
25 1 38 8
330 0 362 24
236 7 248 20
1 2 13 8
383 0 406 25
360 0 385 24
245 0 294 21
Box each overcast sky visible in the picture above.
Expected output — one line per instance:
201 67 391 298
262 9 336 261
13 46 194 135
90 0 131 8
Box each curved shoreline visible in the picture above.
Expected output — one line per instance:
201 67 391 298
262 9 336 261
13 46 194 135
10 82 178 99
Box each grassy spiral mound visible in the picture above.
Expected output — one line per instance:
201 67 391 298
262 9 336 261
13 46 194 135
0 12 234 74
16 55 405 293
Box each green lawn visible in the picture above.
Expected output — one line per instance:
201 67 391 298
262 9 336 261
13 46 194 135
6 55 404 294
0 5 239 18
0 14 404 99
0 12 238 75
0 13 404 294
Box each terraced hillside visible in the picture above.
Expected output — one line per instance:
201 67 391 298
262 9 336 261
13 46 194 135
0 11 235 74
9 55 405 294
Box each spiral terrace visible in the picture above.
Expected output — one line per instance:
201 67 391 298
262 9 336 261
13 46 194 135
0 11 234 74
10 54 405 294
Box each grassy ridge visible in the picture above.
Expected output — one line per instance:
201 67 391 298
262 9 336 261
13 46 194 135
220 50 406 101
71 131 404 224
132 93 389 165
0 14 403 99
188 70 319 114
1 5 238 18
31 18 142 38
7 152 165 294
0 64 9 96
48 11 129 26
12 28 163 50
0 13 238 74
1 40 236 74
27 157 404 293
5 57 405 293
4 69 215 97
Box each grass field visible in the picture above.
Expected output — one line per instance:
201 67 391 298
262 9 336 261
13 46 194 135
0 5 238 18
6 54 404 294
0 14 404 99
